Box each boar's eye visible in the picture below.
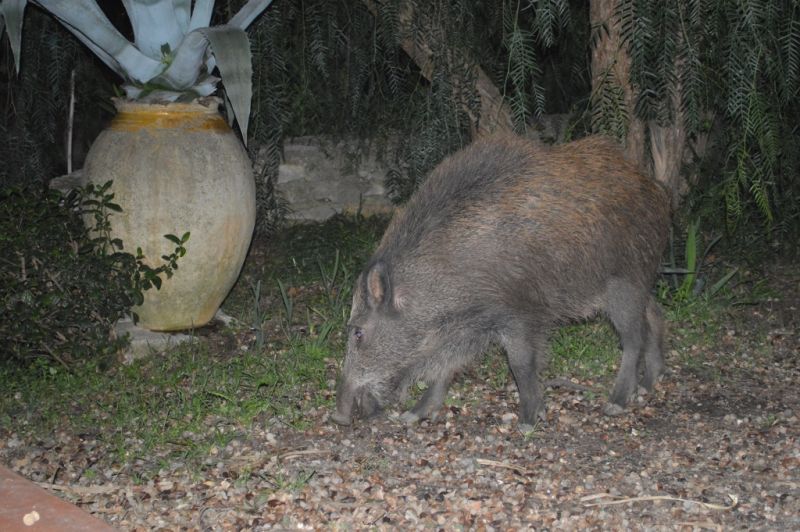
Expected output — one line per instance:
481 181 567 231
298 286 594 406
353 327 364 342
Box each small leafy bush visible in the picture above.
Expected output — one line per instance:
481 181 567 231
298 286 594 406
0 182 187 368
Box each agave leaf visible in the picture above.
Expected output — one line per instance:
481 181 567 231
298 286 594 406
199 25 253 143
229 0 274 30
121 0 189 59
205 53 216 74
123 74 218 102
1 0 28 74
189 0 214 31
190 74 220 97
173 0 191 33
124 87 180 102
37 0 163 83
153 30 209 90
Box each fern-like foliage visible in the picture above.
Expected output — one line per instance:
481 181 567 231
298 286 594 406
0 10 111 189
616 0 800 237
502 0 570 131
384 0 481 202
590 67 629 142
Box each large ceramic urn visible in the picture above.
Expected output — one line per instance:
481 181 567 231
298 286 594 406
84 98 255 331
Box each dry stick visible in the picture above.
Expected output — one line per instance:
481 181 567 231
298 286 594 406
360 0 514 137
125 486 144 518
40 343 71 372
67 68 75 175
542 378 595 393
580 493 738 511
49 462 62 485
279 448 331 462
36 481 119 496
675 521 723 532
475 458 534 477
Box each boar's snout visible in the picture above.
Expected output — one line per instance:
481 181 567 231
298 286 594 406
332 379 355 425
333 378 381 426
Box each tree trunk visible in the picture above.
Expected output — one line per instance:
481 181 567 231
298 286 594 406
590 0 687 207
364 0 514 137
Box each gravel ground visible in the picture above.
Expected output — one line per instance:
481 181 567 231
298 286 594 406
2 264 798 531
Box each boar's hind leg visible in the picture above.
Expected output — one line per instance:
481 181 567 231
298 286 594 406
640 296 665 392
400 377 453 424
501 328 547 428
605 285 650 415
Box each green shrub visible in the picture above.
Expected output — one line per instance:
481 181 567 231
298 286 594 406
0 182 187 368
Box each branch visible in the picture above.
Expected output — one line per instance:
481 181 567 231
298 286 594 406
362 0 514 136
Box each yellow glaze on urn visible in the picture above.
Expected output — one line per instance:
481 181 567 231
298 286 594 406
110 103 231 133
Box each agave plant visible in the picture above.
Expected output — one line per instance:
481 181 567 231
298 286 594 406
0 0 273 141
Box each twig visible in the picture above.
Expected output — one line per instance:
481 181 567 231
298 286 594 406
36 482 119 496
370 513 388 526
125 486 144 518
40 343 72 372
543 378 595 393
580 493 738 511
49 462 62 485
475 458 534 476
75 457 99 483
279 448 331 461
676 521 723 531
321 501 384 510
67 68 75 174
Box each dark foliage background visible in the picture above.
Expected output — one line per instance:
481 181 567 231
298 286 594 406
0 8 114 188
237 0 800 245
0 181 187 367
2 0 798 243
243 0 590 206
1 185 142 367
612 0 800 244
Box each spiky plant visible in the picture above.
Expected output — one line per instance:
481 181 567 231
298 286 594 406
1 0 274 141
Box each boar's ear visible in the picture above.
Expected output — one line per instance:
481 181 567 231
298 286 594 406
365 260 391 309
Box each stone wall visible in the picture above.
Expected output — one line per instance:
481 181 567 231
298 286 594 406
267 120 570 223
265 137 395 222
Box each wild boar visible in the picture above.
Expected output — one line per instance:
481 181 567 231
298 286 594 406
333 134 670 430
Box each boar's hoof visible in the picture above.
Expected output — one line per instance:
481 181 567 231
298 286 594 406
518 423 538 435
603 402 626 416
331 411 352 426
399 411 421 425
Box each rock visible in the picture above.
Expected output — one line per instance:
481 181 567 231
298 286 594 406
115 317 194 364
260 136 395 222
49 169 88 193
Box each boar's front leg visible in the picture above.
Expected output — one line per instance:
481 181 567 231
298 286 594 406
400 377 453 424
501 326 547 431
